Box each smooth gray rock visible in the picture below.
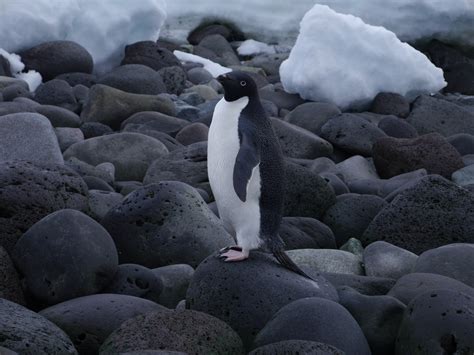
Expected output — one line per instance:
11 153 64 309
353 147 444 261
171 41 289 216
378 116 418 138
322 273 396 296
340 238 364 259
452 164 474 186
319 172 350 195
0 77 28 91
195 34 240 67
327 155 379 183
279 217 336 250
284 102 341 135
364 241 418 279
0 101 36 116
121 41 181 71
56 72 97 87
175 123 208 145
1 84 31 101
82 175 113 192
0 246 25 305
447 133 474 155
34 79 78 111
259 86 305 110
40 294 165 355
187 67 213 85
152 264 195 308
55 127 84 152
80 121 113 139
121 111 189 137
35 105 81 127
12 209 118 305
0 112 63 164
88 190 123 220
65 157 114 185
249 340 344 355
287 249 364 275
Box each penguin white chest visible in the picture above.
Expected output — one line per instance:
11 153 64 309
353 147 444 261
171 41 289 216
208 97 262 250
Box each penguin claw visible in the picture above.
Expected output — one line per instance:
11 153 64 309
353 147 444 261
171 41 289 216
219 245 242 253
219 248 249 262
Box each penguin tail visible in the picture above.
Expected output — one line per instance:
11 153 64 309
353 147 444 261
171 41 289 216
272 249 314 281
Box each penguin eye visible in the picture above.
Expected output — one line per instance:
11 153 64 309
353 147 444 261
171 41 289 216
240 81 247 87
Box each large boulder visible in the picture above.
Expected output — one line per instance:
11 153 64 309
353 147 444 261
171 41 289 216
99 310 244 355
101 182 232 268
0 113 63 164
362 175 474 254
40 294 165 355
253 297 371 355
187 251 338 349
0 298 77 354
0 160 89 252
12 209 118 305
64 133 168 181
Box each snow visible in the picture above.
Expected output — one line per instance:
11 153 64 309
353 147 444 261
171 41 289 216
279 5 446 110
173 50 232 77
0 48 42 91
162 0 474 47
0 0 166 73
237 40 276 56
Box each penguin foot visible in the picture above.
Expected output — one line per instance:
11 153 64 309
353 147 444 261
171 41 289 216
219 246 249 262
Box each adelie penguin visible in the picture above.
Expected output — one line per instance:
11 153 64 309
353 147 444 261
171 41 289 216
208 70 311 279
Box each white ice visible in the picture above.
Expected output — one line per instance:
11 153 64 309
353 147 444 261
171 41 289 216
237 40 276 56
0 0 166 74
0 48 42 91
173 50 232 78
279 5 446 110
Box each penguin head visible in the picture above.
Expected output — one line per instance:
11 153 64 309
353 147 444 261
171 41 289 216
217 71 258 102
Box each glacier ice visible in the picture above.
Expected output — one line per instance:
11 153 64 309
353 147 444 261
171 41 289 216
237 40 276 56
279 5 446 110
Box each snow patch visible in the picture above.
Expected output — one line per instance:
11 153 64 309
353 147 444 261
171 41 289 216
0 48 42 91
280 5 446 110
174 50 232 77
237 40 276 56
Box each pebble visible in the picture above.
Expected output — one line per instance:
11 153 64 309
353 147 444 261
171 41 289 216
158 66 187 95
1 84 32 101
35 105 82 128
322 273 396 296
447 133 474 155
187 67 213 85
80 121 113 138
319 172 350 195
194 34 240 67
82 175 114 192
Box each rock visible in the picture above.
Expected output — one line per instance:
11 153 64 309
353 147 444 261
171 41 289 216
40 294 165 355
81 84 176 130
102 182 232 268
12 209 118 305
158 66 187 95
55 127 84 152
0 56 12 76
152 264 195 308
284 102 341 135
395 289 474 354
362 175 474 254
444 62 474 95
373 133 464 179
407 95 474 136
259 86 305 111
144 142 209 194
82 175 113 192
320 114 387 156
413 243 474 287
124 127 183 152
1 84 31 101
98 64 166 95
102 264 163 302
322 273 396 296
364 241 418 280
64 132 168 181
322 194 387 246
121 41 181 70
188 23 242 45
20 40 93 81
119 351 185 355
287 249 364 275
175 102 200 121
195 34 240 67
56 72 97 88
338 286 406 355
253 297 370 355
35 105 81 128
283 161 336 219
121 111 189 136
187 67 213 85
378 116 418 138
184 85 219 101
80 121 113 138
370 92 410 117
271 118 333 159
245 53 289 77
116 181 143 196
452 164 474 186
65 157 114 185
0 77 28 91
179 92 205 106
0 112 63 164
187 251 338 349
88 190 123 220
340 238 364 259
447 133 474 155
175 123 208 145
0 160 89 252
0 346 17 355
34 79 78 112
0 298 77 354
326 155 379 183
249 340 344 355
279 217 336 250
0 246 25 305
387 273 474 305
320 172 350 195
0 101 36 116
100 309 244 355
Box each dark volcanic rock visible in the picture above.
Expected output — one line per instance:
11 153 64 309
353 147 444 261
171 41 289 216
152 264 194 308
35 105 81 128
0 160 88 253
444 63 474 95
20 40 93 81
362 175 474 254
121 41 181 71
370 92 410 117
188 23 241 45
253 297 370 355
12 209 118 305
56 72 97 88
187 251 338 349
249 340 344 355
121 111 189 137
0 298 77 354
395 289 474 354
34 79 78 111
40 294 165 355
194 34 240 67
373 133 464 179
1 84 31 101
158 66 187 95
377 116 418 138
80 122 113 138
279 217 336 250
284 102 341 135
322 273 396 296
175 123 209 145
447 133 474 156
101 182 232 268
0 246 25 305
100 310 244 355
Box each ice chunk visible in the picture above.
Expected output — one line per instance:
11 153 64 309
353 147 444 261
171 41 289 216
0 48 42 91
237 40 276 56
279 5 446 110
174 50 232 77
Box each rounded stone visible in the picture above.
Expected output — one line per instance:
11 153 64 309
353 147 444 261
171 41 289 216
279 217 336 250
253 297 371 355
40 294 166 355
121 111 189 137
0 160 89 253
56 72 97 88
187 251 338 349
0 298 77 354
249 340 344 355
88 190 124 221
158 66 187 95
55 127 84 152
187 67 213 85
378 116 418 138
152 264 195 308
322 273 396 296
12 209 118 305
121 41 182 71
175 123 209 145
101 182 232 268
1 84 31 101
287 249 364 275
447 133 474 156
370 92 410 117
35 105 81 128
80 122 113 138
34 79 78 111
284 102 341 135
100 310 244 355
0 246 25 305
395 289 474 354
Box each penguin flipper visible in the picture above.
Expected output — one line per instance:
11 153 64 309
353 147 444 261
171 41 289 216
273 249 314 281
233 132 260 202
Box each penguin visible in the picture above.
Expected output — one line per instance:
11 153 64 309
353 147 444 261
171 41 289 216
207 70 311 279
